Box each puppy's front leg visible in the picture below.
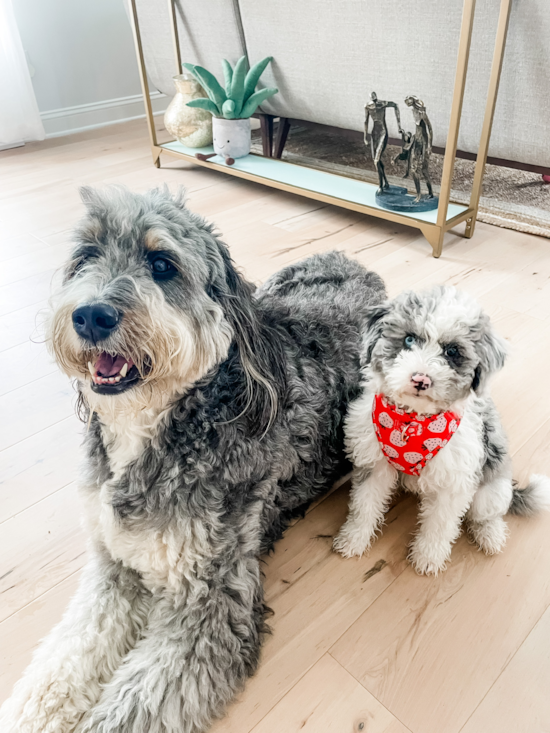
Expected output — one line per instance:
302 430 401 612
333 459 398 557
76 552 265 733
409 475 476 575
0 549 150 733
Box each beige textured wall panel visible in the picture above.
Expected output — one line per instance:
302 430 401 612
239 0 550 167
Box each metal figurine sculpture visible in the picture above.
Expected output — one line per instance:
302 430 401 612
395 96 435 203
367 92 439 213
364 92 403 193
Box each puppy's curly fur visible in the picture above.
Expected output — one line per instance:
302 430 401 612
334 286 550 574
0 186 385 733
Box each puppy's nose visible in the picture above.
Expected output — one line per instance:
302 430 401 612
72 303 119 343
411 372 432 391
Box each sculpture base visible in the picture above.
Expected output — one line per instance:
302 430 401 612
375 185 439 213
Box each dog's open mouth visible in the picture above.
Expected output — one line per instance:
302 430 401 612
88 352 141 394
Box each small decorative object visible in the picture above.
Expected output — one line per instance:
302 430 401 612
164 73 213 148
368 93 438 213
394 96 437 206
364 91 403 193
183 56 278 165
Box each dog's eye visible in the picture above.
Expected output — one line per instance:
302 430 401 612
148 254 177 281
444 343 461 359
66 245 101 280
404 335 416 349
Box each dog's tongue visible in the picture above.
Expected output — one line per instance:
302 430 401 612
94 353 130 377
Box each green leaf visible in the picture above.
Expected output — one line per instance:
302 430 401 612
181 62 202 83
222 99 237 119
243 56 273 103
186 98 220 116
221 59 233 96
186 65 227 110
228 56 247 116
240 88 278 118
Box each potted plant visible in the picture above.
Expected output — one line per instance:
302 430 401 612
183 56 278 164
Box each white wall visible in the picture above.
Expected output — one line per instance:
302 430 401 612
13 0 166 137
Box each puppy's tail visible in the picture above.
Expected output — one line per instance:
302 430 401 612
509 475 550 517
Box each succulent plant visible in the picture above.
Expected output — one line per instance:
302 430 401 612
184 56 278 119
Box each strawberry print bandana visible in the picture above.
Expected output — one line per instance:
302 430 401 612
372 394 461 476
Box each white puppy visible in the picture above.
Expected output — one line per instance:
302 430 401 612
334 285 550 575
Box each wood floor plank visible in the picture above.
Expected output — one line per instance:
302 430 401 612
210 489 418 733
0 234 47 263
0 483 86 623
460 602 550 733
2 117 550 731
0 370 76 451
0 300 48 353
0 341 57 398
250 654 410 733
330 511 550 733
0 242 70 289
0 269 60 318
0 416 81 523
0 572 81 705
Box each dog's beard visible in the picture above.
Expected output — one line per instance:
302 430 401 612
46 295 233 419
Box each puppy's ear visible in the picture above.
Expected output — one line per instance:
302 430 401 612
361 301 391 366
472 315 507 394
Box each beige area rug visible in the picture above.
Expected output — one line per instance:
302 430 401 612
252 127 550 238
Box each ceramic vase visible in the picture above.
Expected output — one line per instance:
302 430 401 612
164 74 213 148
212 117 251 160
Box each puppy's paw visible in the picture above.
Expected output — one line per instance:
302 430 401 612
408 538 451 576
469 517 508 555
333 521 375 558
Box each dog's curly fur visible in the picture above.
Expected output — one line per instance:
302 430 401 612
0 186 385 733
334 286 550 574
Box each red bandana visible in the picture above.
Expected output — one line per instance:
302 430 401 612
372 394 461 476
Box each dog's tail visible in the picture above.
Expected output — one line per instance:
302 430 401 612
509 475 550 516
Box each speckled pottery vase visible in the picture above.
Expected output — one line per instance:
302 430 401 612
164 74 212 148
212 117 251 159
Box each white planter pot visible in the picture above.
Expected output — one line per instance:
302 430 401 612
212 117 251 160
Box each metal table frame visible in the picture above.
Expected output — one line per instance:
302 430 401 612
129 0 512 258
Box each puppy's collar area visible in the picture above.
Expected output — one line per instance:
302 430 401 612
372 394 461 476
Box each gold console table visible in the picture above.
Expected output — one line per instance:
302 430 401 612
129 0 512 258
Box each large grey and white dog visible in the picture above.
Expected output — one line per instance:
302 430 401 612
0 187 385 733
334 286 550 574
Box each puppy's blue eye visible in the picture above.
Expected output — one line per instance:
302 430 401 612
404 335 416 349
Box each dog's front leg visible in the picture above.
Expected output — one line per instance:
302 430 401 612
76 553 265 733
409 474 477 575
333 460 398 557
0 549 151 733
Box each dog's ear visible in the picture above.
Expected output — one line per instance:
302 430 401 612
208 242 284 436
472 315 507 394
362 301 391 366
79 185 107 211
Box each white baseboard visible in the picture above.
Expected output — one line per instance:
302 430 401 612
41 91 169 138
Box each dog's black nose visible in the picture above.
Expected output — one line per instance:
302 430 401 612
72 303 120 343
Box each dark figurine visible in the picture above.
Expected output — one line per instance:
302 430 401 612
364 92 403 193
394 96 435 203
369 92 439 214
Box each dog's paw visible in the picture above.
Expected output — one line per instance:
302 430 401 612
408 538 451 576
469 517 508 555
333 522 375 558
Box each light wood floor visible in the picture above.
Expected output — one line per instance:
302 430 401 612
1 118 550 733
